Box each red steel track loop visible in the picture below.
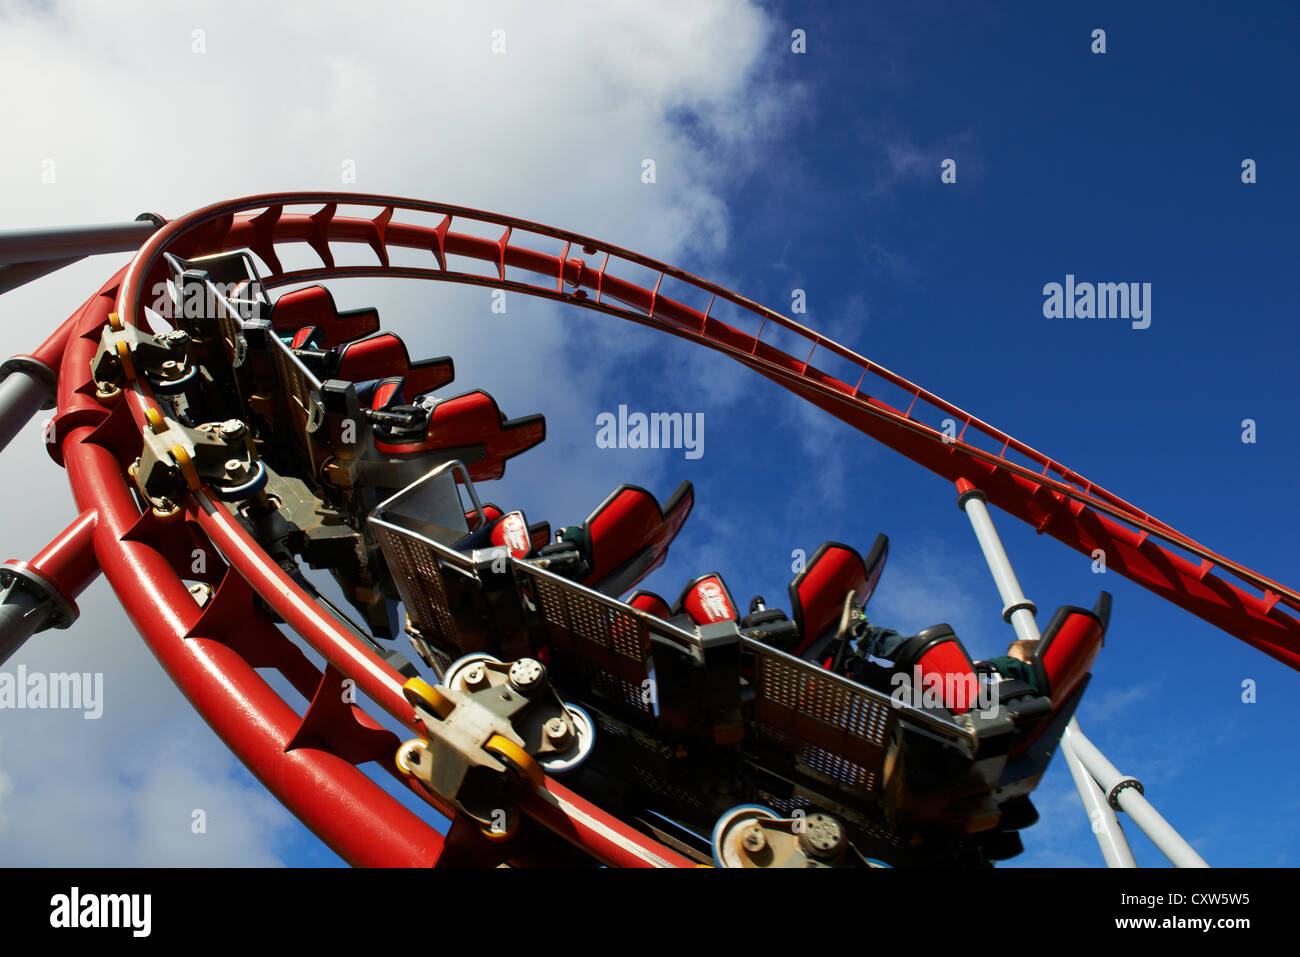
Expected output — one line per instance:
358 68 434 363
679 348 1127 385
39 191 1299 865
48 263 689 868
115 193 1298 667
52 274 445 866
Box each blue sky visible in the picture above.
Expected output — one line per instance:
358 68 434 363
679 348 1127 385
659 1 1300 866
1 1 1296 868
497 2 1300 867
333 2 1298 867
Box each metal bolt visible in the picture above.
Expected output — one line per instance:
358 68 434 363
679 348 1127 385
741 823 767 854
799 812 846 858
508 657 545 692
463 665 489 690
544 716 571 746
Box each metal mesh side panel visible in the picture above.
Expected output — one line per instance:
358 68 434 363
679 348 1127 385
216 311 243 366
631 765 705 810
375 525 459 648
756 651 891 746
531 575 647 660
761 730 876 792
268 339 317 439
800 743 876 790
592 712 699 808
753 789 811 817
526 569 656 716
578 662 654 715
750 642 897 796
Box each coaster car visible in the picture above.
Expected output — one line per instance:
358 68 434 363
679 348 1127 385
270 283 381 347
367 463 1113 866
531 481 694 597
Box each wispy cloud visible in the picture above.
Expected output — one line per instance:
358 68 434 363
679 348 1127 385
857 128 980 201
1079 681 1160 724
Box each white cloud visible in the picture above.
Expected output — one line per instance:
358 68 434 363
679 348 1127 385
0 0 793 864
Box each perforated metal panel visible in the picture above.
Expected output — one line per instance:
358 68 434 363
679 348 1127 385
757 720 881 791
266 334 320 441
581 661 655 715
632 765 705 810
215 308 243 367
749 640 895 797
754 789 809 817
753 643 892 746
524 568 656 715
530 573 647 661
592 712 676 756
372 521 460 649
801 740 876 791
746 638 972 800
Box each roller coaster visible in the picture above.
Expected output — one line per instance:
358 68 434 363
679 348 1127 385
1 193 1294 867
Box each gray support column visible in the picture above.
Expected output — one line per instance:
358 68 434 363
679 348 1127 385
0 215 163 294
0 257 83 296
0 578 57 667
0 566 77 667
0 358 56 455
0 219 160 265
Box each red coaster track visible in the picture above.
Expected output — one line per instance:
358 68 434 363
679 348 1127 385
7 192 1297 866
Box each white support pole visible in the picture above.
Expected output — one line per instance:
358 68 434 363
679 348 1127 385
1060 721 1138 867
956 479 1140 868
1067 725 1209 868
956 483 1041 644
